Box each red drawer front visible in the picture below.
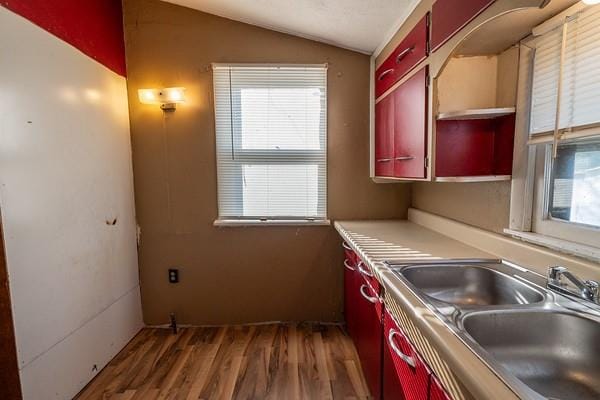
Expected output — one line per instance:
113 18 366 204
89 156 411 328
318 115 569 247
384 311 430 400
393 67 428 179
430 374 452 400
375 93 395 177
431 0 495 51
356 280 383 400
376 13 429 99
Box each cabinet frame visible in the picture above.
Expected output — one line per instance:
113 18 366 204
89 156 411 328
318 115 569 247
370 0 549 182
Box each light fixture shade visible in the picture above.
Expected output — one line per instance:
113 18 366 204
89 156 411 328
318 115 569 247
138 87 186 105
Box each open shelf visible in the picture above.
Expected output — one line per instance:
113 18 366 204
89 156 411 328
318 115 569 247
437 107 516 121
435 175 511 182
435 114 515 178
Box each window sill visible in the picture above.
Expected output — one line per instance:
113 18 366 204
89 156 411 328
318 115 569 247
504 229 600 263
214 219 331 227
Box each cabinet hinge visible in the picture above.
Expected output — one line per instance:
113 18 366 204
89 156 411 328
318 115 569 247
424 157 429 169
426 74 431 88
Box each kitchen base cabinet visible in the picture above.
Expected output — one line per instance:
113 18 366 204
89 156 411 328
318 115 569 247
383 337 406 400
343 244 360 342
355 279 383 400
384 310 430 400
342 243 382 399
429 374 452 400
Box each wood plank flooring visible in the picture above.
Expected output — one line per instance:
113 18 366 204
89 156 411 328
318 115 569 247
75 323 371 400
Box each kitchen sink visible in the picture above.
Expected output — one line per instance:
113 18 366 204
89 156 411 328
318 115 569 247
462 310 600 400
399 265 544 306
387 260 600 399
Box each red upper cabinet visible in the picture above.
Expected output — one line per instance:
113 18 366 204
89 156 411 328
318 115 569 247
375 13 430 99
375 94 395 177
393 67 428 179
375 67 429 180
431 0 495 51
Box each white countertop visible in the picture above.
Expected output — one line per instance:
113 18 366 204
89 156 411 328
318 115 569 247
335 219 494 265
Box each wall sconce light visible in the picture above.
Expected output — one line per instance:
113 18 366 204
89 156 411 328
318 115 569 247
138 87 186 112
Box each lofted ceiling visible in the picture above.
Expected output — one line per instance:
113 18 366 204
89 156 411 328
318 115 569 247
160 0 419 54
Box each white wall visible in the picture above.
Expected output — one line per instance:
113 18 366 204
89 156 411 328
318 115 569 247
0 8 143 400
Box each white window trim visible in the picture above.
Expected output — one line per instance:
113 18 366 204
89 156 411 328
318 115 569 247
212 63 328 225
214 219 331 227
508 25 600 263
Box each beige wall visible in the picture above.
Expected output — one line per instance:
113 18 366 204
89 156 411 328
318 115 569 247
411 182 511 234
123 0 410 325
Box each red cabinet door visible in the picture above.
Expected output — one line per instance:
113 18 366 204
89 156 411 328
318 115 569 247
431 0 495 51
393 67 428 179
355 280 383 400
343 249 359 342
429 374 452 400
384 311 430 400
375 13 430 99
375 93 395 177
383 336 406 400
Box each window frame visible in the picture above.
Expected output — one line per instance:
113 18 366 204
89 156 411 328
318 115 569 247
212 63 329 226
507 22 600 261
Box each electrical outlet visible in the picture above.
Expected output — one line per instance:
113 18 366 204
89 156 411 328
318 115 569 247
168 268 179 283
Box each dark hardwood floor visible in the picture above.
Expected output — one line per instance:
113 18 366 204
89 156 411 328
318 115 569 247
75 323 371 400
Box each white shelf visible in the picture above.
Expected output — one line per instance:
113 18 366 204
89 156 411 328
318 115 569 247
437 107 516 121
435 175 512 183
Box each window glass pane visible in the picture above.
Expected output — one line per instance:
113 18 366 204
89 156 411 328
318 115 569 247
548 138 600 228
239 87 323 151
241 164 322 217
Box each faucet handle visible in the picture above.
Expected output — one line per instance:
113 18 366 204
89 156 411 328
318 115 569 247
548 266 567 281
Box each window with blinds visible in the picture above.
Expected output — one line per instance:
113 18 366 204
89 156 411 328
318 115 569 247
212 64 327 221
530 5 600 139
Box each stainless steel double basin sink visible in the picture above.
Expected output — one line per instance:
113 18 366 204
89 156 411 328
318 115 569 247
388 260 600 400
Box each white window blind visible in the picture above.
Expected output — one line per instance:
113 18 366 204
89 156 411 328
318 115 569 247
530 5 600 140
212 64 327 221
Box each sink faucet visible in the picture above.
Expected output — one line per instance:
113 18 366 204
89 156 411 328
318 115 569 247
547 266 599 304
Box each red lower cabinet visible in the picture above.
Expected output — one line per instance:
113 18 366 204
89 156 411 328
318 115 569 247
384 310 430 400
355 279 383 399
343 246 452 400
429 374 452 400
343 251 359 341
383 337 406 400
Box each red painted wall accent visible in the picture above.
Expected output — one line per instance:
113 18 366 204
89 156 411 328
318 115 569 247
1 0 126 76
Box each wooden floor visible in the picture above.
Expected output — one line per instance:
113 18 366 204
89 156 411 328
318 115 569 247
75 323 371 400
